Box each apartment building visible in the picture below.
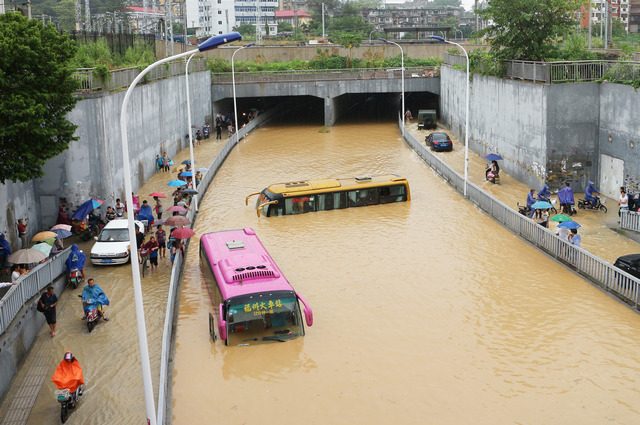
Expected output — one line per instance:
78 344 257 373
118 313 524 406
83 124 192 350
186 0 278 37
630 0 640 32
362 4 463 31
590 0 631 31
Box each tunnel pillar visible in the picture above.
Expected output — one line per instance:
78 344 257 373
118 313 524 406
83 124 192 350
324 96 336 127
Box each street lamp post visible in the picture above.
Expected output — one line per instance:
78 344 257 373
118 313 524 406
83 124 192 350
380 38 404 136
368 30 377 44
232 44 254 144
184 52 199 211
430 35 469 197
119 31 241 425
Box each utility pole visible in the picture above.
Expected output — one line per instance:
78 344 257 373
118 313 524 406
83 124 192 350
168 0 174 55
84 0 90 31
475 0 478 33
75 0 81 30
603 0 608 49
321 2 325 39
143 0 148 32
256 0 262 44
588 0 592 49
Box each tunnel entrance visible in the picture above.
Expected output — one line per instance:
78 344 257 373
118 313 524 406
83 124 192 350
213 92 439 126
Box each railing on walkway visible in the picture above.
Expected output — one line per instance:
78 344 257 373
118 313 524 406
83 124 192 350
444 55 640 84
156 111 272 425
401 119 640 310
620 210 640 233
0 247 71 336
210 66 439 84
72 59 207 93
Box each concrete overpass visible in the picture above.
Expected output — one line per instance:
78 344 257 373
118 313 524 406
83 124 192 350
211 67 441 126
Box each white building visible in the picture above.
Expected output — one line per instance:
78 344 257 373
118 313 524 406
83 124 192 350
186 0 277 37
591 0 630 31
187 0 235 37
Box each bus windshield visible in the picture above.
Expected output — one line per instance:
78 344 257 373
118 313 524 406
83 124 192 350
226 291 304 346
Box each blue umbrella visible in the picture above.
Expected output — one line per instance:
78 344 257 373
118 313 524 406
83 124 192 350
52 228 73 239
485 153 503 161
179 171 193 177
182 189 198 195
71 198 103 221
558 220 581 229
168 180 188 187
531 200 553 210
181 160 192 165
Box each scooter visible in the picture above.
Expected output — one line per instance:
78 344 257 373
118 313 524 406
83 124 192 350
67 268 83 290
55 386 83 423
203 125 210 139
559 203 577 216
577 196 607 213
81 297 102 333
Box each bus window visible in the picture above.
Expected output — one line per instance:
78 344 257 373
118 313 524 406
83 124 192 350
379 185 407 204
317 192 345 211
268 203 283 217
348 189 379 207
285 197 308 215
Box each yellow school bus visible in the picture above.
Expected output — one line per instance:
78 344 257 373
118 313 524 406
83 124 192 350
246 175 410 217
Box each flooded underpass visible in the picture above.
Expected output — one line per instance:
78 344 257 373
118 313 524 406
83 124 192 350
171 121 640 425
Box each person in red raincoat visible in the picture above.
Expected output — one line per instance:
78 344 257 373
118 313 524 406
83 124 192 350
51 352 85 393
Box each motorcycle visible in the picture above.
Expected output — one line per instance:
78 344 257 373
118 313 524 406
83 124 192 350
559 202 577 216
517 202 532 217
81 297 102 333
67 268 83 290
577 196 607 213
55 386 83 423
203 125 210 139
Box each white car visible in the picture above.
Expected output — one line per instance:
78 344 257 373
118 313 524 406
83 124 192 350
90 219 145 265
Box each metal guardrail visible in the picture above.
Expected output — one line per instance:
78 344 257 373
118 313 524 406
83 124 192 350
0 247 71 336
620 210 640 233
156 111 272 425
401 118 640 310
445 55 640 84
210 66 439 84
72 59 207 93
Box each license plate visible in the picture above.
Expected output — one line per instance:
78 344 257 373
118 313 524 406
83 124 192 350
102 259 113 264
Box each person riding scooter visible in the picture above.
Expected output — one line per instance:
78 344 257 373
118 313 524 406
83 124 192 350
557 182 576 215
81 278 110 321
51 352 85 405
585 180 600 208
65 244 86 281
537 183 551 202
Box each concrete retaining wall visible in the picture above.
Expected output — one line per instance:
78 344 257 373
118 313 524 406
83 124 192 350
0 71 212 250
440 67 640 193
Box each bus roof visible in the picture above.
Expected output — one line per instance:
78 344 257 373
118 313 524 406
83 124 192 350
200 228 295 301
266 174 408 196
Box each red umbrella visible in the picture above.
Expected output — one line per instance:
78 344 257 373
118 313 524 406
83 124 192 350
166 205 188 213
149 192 167 198
171 227 195 239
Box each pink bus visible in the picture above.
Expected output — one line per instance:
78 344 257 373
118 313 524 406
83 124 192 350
200 228 313 346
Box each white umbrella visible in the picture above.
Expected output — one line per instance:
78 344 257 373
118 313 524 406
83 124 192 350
8 248 47 264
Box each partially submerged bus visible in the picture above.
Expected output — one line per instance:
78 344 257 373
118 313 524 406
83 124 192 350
200 227 313 346
246 174 411 217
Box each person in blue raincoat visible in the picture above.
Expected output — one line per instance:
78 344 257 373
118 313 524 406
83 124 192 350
65 244 86 279
136 200 154 227
0 233 11 271
81 278 110 320
558 182 575 213
537 183 551 202
585 181 600 207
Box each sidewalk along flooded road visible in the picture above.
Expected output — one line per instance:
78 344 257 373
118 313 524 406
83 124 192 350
0 137 226 425
407 123 640 262
172 122 640 425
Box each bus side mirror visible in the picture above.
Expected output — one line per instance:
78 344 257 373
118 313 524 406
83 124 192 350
303 307 313 327
297 294 313 327
218 304 227 342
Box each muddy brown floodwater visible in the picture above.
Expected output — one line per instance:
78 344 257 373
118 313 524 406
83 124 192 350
171 122 640 425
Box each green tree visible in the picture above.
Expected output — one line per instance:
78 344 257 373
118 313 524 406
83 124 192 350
233 23 256 36
480 0 581 60
278 22 293 33
0 13 78 183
